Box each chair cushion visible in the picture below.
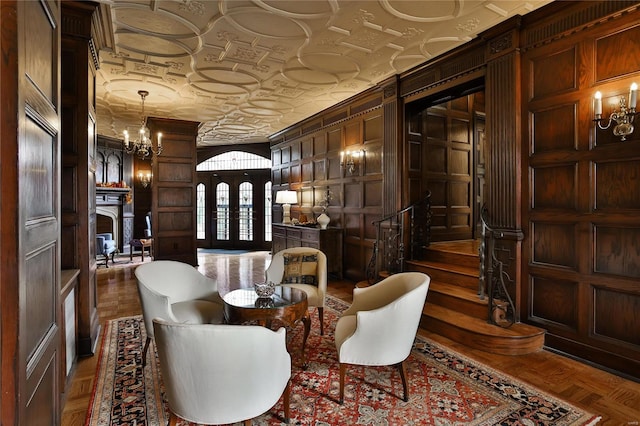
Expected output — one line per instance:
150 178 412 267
171 300 225 325
282 252 318 285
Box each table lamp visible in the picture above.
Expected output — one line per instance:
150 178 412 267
275 190 297 224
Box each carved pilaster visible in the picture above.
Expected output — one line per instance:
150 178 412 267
382 76 401 216
485 51 521 231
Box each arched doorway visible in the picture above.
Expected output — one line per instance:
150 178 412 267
197 151 272 250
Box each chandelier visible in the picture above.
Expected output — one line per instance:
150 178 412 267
123 90 163 159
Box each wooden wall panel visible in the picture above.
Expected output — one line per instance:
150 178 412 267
364 181 382 208
595 25 640 82
313 160 326 181
301 162 313 183
148 118 199 266
595 160 640 210
532 104 577 152
532 47 577 98
594 226 640 278
532 165 577 210
531 276 578 328
531 222 577 269
594 287 640 346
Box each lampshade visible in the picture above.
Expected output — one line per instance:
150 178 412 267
275 190 298 205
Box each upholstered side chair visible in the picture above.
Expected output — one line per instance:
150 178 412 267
334 272 431 403
96 232 117 267
134 260 224 367
265 247 328 335
153 319 291 425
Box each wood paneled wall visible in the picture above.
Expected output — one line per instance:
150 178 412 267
270 82 392 281
520 1 640 379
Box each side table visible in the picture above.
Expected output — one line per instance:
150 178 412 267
130 238 153 261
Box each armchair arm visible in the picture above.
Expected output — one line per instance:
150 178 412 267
343 284 392 316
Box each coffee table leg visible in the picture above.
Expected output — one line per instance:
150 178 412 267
301 313 311 369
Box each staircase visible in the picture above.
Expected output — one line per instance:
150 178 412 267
406 240 545 356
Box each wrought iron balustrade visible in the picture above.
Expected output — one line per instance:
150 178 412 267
366 192 432 284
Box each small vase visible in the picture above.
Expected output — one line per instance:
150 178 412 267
317 213 330 230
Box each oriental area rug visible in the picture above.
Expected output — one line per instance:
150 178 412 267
86 296 600 426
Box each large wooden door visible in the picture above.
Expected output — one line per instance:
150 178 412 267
1 1 62 424
198 170 271 250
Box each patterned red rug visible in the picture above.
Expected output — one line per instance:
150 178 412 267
86 296 600 425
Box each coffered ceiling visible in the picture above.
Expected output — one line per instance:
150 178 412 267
94 0 553 147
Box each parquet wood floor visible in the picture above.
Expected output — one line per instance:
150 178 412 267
61 251 640 426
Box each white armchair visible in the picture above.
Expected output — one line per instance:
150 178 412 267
153 319 291 425
334 272 431 403
266 247 328 334
134 260 224 367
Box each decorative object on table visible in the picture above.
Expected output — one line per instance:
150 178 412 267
275 190 298 224
317 213 330 229
254 281 276 298
87 307 600 426
298 213 308 223
254 297 275 308
313 186 333 229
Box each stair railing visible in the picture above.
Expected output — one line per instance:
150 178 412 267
479 207 515 328
366 192 432 284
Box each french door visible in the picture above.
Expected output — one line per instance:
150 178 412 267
197 170 271 250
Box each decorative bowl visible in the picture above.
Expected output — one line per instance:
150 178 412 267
254 281 276 298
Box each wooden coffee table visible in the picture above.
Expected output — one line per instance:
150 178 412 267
222 287 311 367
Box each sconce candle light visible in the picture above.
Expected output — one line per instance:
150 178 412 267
275 190 297 224
593 82 638 141
340 149 365 175
123 90 164 159
138 171 152 188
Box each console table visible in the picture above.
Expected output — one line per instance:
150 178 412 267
272 224 343 278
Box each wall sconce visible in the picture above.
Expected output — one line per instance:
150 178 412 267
275 190 297 224
138 171 152 188
593 83 638 141
340 149 365 175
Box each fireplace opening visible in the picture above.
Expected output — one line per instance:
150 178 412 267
97 215 113 235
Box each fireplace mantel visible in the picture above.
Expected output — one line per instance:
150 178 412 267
96 187 130 205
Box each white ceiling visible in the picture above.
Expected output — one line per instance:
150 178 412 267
95 0 553 147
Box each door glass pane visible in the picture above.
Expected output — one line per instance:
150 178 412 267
216 182 230 241
265 181 272 242
197 151 271 170
239 182 253 241
197 183 205 239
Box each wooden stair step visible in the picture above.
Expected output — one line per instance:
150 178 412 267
423 247 479 269
421 304 545 356
406 260 479 289
427 281 487 320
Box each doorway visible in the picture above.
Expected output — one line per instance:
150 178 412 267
406 84 486 242
197 169 272 250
